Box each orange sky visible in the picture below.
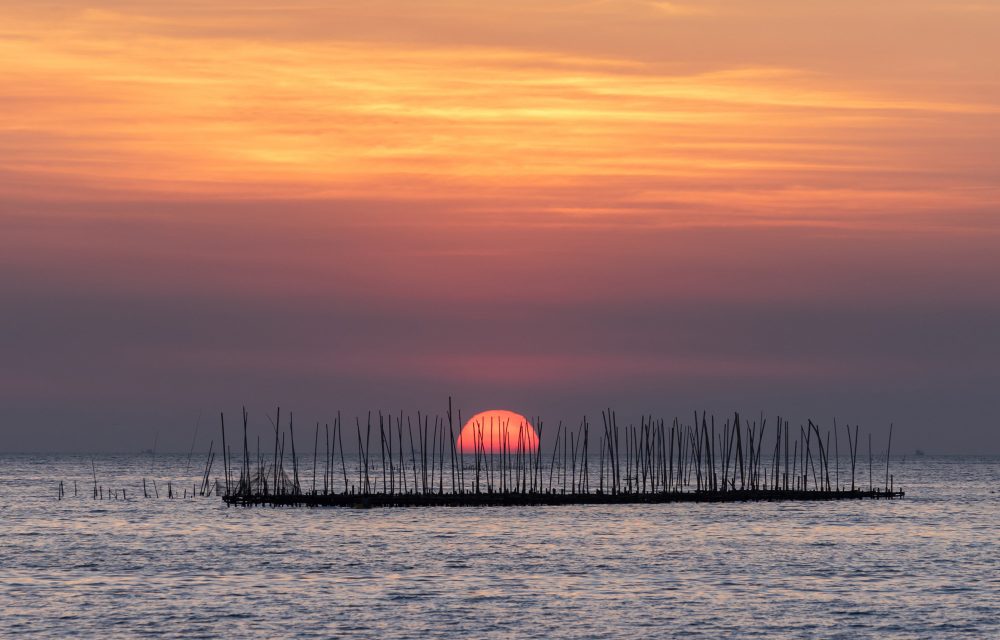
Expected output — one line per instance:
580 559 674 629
1 1 999 452
2 1 998 227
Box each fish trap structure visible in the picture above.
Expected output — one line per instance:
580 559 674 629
214 399 904 508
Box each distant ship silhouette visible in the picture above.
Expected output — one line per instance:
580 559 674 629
141 432 159 456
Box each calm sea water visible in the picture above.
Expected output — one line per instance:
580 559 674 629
1 454 997 638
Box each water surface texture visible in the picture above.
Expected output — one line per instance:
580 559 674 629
1 454 997 638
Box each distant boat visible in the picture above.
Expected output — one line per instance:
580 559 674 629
142 432 159 457
915 449 925 456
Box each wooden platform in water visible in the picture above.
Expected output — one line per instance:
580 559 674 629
223 488 904 508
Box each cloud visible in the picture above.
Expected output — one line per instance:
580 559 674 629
647 2 717 16
2 9 995 232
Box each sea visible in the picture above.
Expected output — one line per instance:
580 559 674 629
0 454 997 638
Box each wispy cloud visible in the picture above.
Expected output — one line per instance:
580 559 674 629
647 1 718 16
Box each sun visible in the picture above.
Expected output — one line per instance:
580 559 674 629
457 410 539 454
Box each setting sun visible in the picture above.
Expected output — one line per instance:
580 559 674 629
457 410 539 454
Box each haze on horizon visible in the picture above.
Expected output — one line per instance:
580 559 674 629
1 1 998 454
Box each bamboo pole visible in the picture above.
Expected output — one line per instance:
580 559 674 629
220 412 229 496
885 423 893 492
